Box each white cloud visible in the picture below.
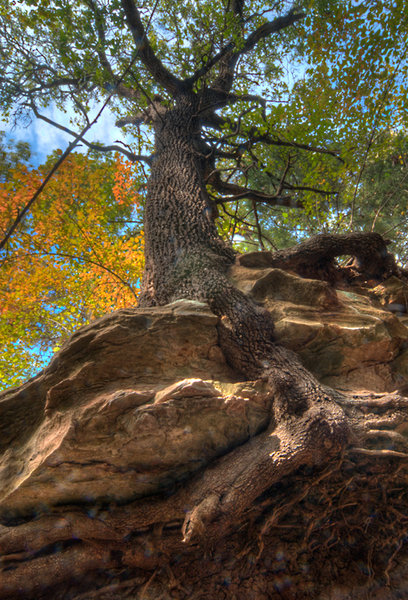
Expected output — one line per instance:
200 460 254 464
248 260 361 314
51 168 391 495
2 103 136 166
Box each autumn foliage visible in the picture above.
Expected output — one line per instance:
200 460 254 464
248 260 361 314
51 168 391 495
0 149 144 389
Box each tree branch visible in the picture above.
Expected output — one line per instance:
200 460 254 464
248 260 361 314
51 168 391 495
241 10 305 55
187 9 304 96
208 9 305 99
202 113 343 162
84 0 140 101
252 198 265 249
1 135 88 252
228 0 246 21
0 73 93 98
116 113 148 127
208 171 303 208
120 0 183 94
279 182 337 196
183 42 235 88
254 133 344 163
0 55 137 103
31 104 152 164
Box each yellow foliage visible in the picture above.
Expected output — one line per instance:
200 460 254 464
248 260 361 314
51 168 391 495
0 151 145 390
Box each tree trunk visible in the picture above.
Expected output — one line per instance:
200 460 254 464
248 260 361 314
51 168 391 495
136 94 366 543
139 93 235 307
1 93 408 599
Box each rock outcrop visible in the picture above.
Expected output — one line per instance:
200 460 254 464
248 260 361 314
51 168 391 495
1 264 408 599
230 263 408 391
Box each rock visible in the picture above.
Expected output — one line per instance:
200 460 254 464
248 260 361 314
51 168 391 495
370 276 408 310
229 265 408 391
230 264 339 309
2 266 408 599
236 250 274 268
0 301 269 521
154 378 220 403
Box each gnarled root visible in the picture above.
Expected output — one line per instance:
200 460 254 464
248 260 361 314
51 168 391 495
181 363 350 544
238 231 399 283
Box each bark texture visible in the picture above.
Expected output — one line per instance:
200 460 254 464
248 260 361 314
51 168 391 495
136 92 407 547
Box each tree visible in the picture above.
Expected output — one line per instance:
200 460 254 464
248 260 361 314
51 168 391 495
231 129 408 255
0 139 144 389
1 0 408 595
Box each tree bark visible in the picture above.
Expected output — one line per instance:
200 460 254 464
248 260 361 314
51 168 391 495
137 93 377 544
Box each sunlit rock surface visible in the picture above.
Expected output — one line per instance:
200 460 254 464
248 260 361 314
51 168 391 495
0 300 244 518
1 266 408 599
230 264 408 391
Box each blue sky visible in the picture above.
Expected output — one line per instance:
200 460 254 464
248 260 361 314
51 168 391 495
2 103 136 167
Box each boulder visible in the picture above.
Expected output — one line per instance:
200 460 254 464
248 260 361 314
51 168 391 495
1 268 408 600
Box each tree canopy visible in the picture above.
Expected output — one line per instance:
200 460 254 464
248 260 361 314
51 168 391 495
0 0 408 388
0 136 143 389
1 0 407 243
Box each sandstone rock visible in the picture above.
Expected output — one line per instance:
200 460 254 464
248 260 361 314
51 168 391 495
230 263 339 309
370 275 408 311
230 265 408 391
1 268 408 599
0 301 269 521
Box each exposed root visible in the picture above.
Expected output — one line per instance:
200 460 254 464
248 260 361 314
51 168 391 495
238 231 400 284
1 405 408 599
364 429 407 442
384 536 406 586
139 569 160 599
349 448 408 459
181 394 349 544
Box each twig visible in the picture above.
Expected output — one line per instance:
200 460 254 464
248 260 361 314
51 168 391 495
251 199 265 250
0 0 160 252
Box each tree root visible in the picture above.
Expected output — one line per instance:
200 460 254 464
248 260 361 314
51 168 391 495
181 398 348 544
237 231 400 284
349 447 408 459
1 385 408 599
179 382 408 545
